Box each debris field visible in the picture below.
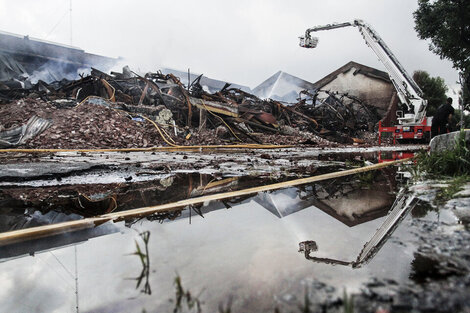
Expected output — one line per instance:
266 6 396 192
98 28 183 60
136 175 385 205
0 66 385 149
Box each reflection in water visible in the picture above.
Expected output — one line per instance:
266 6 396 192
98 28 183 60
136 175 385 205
299 240 351 266
128 231 151 296
378 151 415 163
171 275 203 313
299 188 418 268
0 174 255 233
126 208 183 228
0 168 403 261
0 164 351 234
255 168 397 226
76 193 118 216
0 221 120 260
0 165 422 312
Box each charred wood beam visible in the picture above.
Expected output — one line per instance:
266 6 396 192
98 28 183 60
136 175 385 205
275 101 319 129
138 82 150 106
130 71 167 107
225 120 262 144
166 73 192 127
190 97 238 118
91 67 114 80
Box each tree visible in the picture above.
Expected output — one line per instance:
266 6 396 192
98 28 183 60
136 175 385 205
414 0 470 108
413 70 447 116
451 110 470 129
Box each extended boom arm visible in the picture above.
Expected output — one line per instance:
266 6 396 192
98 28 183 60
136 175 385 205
300 20 427 125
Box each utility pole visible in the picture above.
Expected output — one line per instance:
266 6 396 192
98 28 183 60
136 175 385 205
75 245 79 313
69 0 73 46
459 73 465 130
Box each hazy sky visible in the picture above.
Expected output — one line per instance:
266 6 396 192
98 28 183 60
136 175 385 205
0 0 460 91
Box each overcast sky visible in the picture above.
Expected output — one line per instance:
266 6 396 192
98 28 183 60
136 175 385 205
0 0 460 91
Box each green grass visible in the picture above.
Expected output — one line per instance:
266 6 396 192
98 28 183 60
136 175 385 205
435 175 469 203
131 231 151 295
171 275 203 313
343 289 354 313
415 130 470 177
411 130 470 205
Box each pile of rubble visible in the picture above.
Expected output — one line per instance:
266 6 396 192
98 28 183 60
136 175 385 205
0 99 168 149
0 66 382 149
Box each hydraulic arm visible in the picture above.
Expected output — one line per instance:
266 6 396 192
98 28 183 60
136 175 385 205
300 20 427 125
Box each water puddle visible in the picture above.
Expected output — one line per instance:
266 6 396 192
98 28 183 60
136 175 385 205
0 157 426 312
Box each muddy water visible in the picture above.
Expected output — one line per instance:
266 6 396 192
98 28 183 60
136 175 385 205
0 164 423 313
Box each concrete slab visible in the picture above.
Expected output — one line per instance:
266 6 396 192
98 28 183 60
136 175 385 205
429 130 470 153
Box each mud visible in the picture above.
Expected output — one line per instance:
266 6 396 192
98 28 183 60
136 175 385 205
342 183 470 313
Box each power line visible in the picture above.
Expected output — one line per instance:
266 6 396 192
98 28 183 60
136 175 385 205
37 254 75 291
50 251 75 279
45 10 69 39
69 0 73 46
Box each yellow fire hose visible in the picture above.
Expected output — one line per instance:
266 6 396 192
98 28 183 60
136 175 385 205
0 143 292 154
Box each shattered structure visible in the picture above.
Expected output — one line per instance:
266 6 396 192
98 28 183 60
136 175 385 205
313 61 397 115
252 70 316 103
0 61 396 148
0 31 402 147
0 30 117 83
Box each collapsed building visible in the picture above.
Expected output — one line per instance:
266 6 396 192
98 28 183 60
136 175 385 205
312 61 399 126
0 30 117 84
0 31 401 148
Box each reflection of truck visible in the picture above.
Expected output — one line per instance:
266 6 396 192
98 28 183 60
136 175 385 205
299 19 431 143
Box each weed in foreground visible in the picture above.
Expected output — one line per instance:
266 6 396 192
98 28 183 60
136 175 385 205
171 275 203 313
415 130 470 177
343 289 354 313
435 175 469 203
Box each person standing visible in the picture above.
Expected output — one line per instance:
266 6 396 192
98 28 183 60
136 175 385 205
431 97 455 138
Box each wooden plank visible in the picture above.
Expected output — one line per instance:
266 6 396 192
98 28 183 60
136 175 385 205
138 82 150 106
190 97 239 117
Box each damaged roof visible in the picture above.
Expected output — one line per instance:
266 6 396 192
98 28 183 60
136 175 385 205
0 30 118 81
313 61 391 89
161 68 251 94
252 70 316 103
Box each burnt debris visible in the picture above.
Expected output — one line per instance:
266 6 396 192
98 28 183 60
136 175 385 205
0 66 383 148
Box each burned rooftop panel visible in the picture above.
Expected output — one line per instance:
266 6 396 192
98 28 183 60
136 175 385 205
0 30 118 82
161 68 252 94
252 70 317 103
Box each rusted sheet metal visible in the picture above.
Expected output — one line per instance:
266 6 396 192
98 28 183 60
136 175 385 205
256 112 278 126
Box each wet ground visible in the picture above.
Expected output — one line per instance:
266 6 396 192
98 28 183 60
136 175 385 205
1 146 469 313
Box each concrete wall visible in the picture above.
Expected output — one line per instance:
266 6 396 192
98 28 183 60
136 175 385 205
321 67 395 113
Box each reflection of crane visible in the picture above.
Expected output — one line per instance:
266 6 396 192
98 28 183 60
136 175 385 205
299 188 417 268
299 20 432 143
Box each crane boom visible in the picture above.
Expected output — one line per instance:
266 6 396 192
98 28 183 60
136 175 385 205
300 19 428 126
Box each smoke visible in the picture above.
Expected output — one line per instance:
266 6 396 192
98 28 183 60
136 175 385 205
0 30 121 84
27 60 93 83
